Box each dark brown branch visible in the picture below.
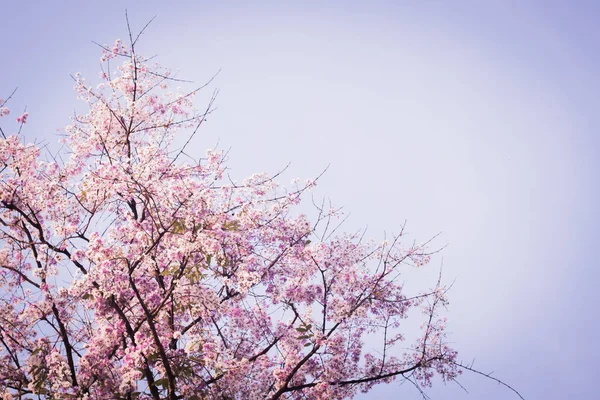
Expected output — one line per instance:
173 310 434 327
129 274 177 400
50 303 79 388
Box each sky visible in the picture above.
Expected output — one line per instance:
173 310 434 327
2 0 599 399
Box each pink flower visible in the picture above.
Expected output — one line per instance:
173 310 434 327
0 33 517 400
16 112 28 124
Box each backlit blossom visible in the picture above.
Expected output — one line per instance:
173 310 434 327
16 112 28 124
0 35 485 400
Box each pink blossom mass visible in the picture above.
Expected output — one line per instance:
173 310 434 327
0 29 522 400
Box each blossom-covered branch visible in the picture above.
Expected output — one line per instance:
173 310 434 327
0 22 522 400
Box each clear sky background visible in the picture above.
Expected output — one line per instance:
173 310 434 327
2 1 598 399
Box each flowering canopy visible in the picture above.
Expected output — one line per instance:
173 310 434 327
0 31 511 400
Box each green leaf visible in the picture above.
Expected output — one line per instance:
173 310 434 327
295 323 312 333
172 219 187 234
161 264 182 276
152 378 169 388
222 220 240 231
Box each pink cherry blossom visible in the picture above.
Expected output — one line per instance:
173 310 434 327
0 29 523 400
15 112 27 124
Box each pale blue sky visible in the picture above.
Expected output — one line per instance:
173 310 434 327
2 1 598 399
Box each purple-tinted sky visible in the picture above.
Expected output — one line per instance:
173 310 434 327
2 1 599 399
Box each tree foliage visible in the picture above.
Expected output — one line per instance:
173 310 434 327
0 23 521 400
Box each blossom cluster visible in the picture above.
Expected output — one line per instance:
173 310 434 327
0 40 461 400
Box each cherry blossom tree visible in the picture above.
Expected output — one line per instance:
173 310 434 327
0 22 522 400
